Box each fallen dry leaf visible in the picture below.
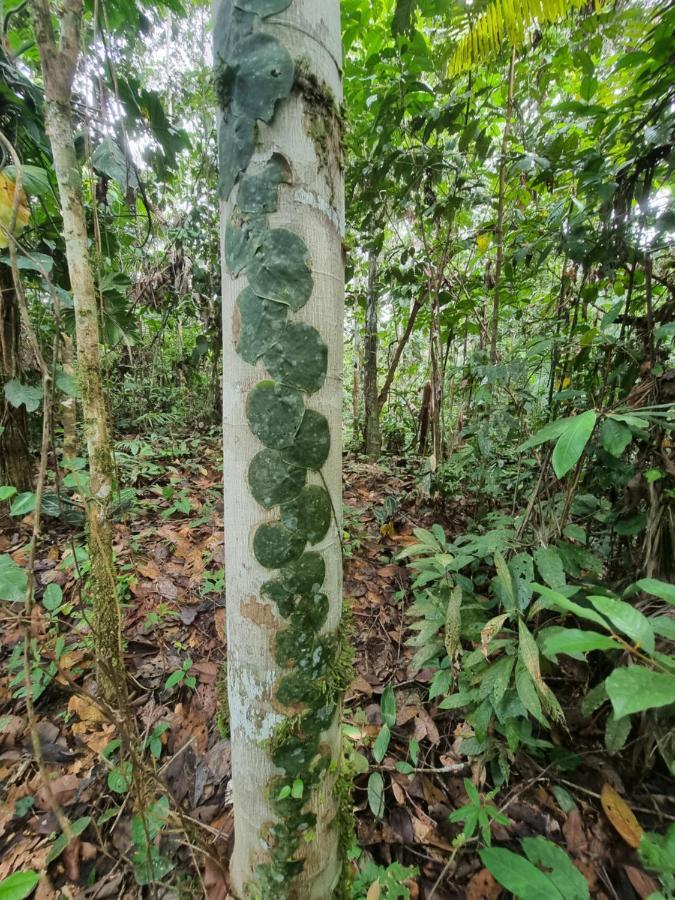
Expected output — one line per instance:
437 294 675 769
624 865 659 898
600 783 643 848
467 868 502 900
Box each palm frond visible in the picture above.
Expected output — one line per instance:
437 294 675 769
448 0 592 77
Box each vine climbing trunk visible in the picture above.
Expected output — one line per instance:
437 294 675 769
363 252 380 460
30 0 126 706
215 1 346 896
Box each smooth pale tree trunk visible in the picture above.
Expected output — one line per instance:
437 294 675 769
31 0 126 706
0 265 33 491
60 334 77 461
216 0 345 896
363 253 380 460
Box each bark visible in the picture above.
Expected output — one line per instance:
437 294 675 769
418 381 431 456
489 47 516 365
363 252 380 460
352 313 362 447
31 0 125 706
377 292 424 410
429 287 443 465
217 1 345 896
0 265 33 491
60 334 77 460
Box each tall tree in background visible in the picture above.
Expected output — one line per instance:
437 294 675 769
30 0 126 705
364 252 380 459
216 0 347 895
0 264 33 491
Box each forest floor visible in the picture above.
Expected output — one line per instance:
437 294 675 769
0 435 672 898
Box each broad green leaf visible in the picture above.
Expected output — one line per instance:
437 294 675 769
380 685 396 728
4 165 51 196
606 667 675 719
367 772 385 818
519 417 571 452
551 411 597 478
518 619 564 721
521 837 589 899
538 627 619 661
494 551 516 612
587 595 654 654
3 380 43 413
534 547 566 589
600 418 632 457
372 724 391 763
10 493 36 517
532 584 610 631
42 584 63 612
605 711 631 753
0 871 40 900
0 486 17 501
479 847 565 899
635 579 675 606
0 555 27 602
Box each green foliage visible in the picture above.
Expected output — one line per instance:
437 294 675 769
0 871 40 900
480 837 589 899
350 856 418 899
449 779 510 846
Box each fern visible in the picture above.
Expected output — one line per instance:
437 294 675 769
448 0 592 77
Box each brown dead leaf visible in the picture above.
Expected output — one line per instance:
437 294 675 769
366 882 381 900
467 868 502 900
624 865 659 899
37 774 82 809
68 694 106 728
600 783 643 848
563 807 589 856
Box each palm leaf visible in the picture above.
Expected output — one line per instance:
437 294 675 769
448 0 592 77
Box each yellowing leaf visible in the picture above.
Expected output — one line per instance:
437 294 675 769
600 783 643 848
366 881 382 900
0 172 30 249
476 233 492 252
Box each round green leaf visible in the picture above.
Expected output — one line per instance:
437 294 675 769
218 112 255 202
42 583 63 612
253 522 306 569
237 155 291 215
4 380 43 413
248 450 306 508
247 229 313 311
231 33 294 123
235 288 288 365
281 410 331 470
246 381 304 449
263 323 328 395
280 485 331 544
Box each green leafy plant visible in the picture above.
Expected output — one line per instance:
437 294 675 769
480 837 589 899
0 871 40 900
165 658 197 692
449 778 509 846
349 851 418 900
639 824 675 900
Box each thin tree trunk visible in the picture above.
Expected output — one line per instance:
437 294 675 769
364 252 380 460
0 265 33 491
216 1 345 895
377 292 424 410
429 287 443 466
352 313 362 448
489 47 516 365
31 0 125 706
60 334 77 461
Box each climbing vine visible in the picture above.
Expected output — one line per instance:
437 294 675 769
215 0 346 894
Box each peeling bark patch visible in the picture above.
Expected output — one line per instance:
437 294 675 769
241 595 278 627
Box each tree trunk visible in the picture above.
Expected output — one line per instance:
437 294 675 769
429 288 443 466
216 1 346 896
377 292 424 412
363 252 380 460
60 334 77 461
489 47 516 365
31 0 126 706
0 265 33 491
352 313 362 448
